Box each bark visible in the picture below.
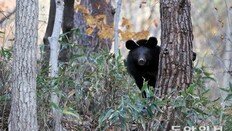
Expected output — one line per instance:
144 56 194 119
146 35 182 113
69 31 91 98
42 0 56 74
8 0 38 130
48 0 64 130
157 0 194 91
155 0 194 130
73 0 114 51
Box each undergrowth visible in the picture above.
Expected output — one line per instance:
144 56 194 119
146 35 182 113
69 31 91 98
0 44 232 130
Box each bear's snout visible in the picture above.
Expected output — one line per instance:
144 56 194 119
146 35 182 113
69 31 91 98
138 58 146 66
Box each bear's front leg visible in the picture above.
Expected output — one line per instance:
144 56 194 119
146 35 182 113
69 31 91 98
133 76 146 98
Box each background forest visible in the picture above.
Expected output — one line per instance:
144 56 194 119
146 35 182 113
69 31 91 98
0 0 232 130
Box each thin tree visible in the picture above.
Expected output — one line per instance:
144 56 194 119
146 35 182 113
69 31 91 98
155 0 194 130
113 0 122 57
42 0 55 75
48 0 64 130
42 0 74 70
222 0 232 105
8 0 38 130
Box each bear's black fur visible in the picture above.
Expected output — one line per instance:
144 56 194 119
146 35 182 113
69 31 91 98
125 37 160 98
125 37 197 98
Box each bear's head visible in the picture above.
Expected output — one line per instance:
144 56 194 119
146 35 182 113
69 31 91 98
126 37 158 66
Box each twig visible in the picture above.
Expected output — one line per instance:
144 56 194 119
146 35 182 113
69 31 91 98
0 8 16 25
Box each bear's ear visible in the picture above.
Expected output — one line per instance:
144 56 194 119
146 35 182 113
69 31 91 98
146 37 158 48
126 40 138 50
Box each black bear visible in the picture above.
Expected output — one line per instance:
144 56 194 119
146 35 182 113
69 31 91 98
125 37 160 98
125 37 197 98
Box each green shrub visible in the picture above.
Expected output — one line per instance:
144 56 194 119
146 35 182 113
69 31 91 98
36 43 232 130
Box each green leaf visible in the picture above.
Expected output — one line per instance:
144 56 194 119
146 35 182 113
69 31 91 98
186 83 196 94
63 109 80 118
50 102 60 110
146 106 153 117
225 94 232 101
212 97 220 102
229 82 232 91
98 109 114 125
193 107 208 116
154 99 168 107
203 71 212 77
220 88 230 92
119 114 126 130
201 89 210 95
109 111 119 120
202 76 216 81
187 120 194 126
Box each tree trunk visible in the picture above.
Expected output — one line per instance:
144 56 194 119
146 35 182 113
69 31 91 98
62 0 74 37
43 0 75 66
59 0 74 62
155 0 194 130
42 0 56 75
73 0 114 51
49 0 64 130
222 0 232 106
8 0 38 130
113 0 122 57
